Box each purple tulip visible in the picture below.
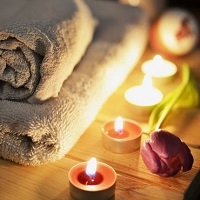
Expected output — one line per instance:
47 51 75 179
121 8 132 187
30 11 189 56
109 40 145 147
140 129 194 177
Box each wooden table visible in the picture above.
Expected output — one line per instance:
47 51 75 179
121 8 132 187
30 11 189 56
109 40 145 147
0 45 200 200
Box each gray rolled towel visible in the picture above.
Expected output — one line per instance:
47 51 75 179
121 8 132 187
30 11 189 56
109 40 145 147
0 0 149 165
0 0 96 103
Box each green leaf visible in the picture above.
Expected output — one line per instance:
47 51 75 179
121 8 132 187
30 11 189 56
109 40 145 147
148 63 199 133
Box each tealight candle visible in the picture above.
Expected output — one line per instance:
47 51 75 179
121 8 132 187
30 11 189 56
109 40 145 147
101 116 142 153
118 0 167 20
68 157 116 200
124 75 163 120
141 55 177 84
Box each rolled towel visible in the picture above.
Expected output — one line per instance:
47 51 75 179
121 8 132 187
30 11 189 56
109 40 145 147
0 0 149 165
0 0 96 103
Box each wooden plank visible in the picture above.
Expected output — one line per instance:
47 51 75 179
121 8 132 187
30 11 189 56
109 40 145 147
0 156 186 200
1 44 200 200
184 170 200 200
67 120 200 196
0 158 72 200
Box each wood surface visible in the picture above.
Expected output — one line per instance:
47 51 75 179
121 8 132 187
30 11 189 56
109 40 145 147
0 45 200 200
1 1 200 197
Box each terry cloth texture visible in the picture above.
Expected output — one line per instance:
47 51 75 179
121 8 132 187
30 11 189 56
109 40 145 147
0 0 149 165
0 0 96 103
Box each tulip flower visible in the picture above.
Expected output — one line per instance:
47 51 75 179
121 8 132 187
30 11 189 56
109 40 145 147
140 129 194 177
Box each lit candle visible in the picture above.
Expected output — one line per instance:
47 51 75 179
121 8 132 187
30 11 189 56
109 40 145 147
68 157 116 200
125 74 163 106
118 0 167 21
141 55 177 84
102 117 142 153
124 75 163 120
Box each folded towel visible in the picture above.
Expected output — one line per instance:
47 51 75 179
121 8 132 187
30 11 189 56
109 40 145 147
0 0 149 165
0 0 96 103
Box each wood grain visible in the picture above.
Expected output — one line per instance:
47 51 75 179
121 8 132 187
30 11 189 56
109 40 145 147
1 46 200 200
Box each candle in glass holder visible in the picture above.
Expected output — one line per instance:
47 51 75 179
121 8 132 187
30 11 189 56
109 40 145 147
102 116 142 153
141 55 177 84
68 157 116 200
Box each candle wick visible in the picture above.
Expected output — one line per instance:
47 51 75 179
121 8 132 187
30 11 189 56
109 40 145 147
117 129 123 135
85 175 95 185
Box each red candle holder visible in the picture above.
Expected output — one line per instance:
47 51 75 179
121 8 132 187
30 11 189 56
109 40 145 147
68 159 116 200
102 117 142 153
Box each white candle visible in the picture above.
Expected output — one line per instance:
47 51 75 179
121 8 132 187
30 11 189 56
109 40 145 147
125 75 163 107
124 75 163 120
141 55 177 82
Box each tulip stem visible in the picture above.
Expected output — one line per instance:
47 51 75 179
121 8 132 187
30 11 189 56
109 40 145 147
148 63 197 132
155 64 189 129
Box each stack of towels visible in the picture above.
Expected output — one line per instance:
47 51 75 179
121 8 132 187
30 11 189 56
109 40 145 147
0 0 149 165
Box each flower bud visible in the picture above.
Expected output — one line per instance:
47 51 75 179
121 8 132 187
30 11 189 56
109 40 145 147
140 129 193 177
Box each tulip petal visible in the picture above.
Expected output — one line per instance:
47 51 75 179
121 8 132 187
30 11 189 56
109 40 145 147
140 129 194 177
178 142 194 172
157 157 169 175
160 157 181 177
140 141 163 173
150 130 182 158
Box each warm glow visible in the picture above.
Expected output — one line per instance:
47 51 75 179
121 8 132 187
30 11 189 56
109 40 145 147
153 54 163 65
142 74 153 87
152 55 172 72
142 55 177 78
86 158 97 178
128 0 140 6
124 75 163 106
114 116 123 133
119 0 140 6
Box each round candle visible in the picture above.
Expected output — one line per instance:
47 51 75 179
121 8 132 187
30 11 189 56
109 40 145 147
68 158 116 200
124 75 163 120
141 55 177 84
125 85 163 107
102 117 142 153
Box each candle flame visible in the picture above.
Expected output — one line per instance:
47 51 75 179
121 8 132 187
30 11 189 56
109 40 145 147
114 116 123 133
152 55 177 77
86 157 97 178
127 0 140 6
119 0 140 6
142 74 153 87
153 55 163 65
